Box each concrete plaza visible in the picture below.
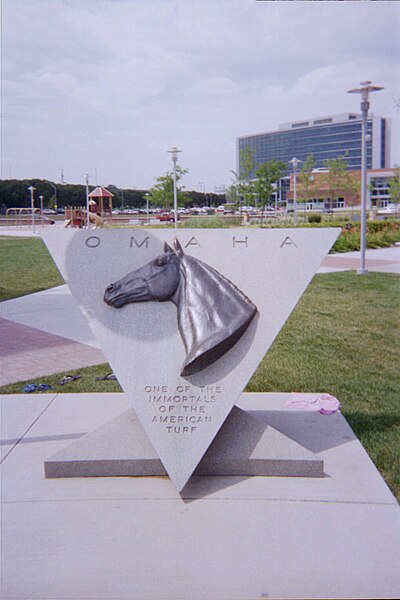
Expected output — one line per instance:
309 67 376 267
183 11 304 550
1 391 400 599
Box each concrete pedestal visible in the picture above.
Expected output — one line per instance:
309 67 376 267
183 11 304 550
44 406 324 480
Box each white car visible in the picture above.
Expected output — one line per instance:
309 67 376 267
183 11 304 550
377 204 397 215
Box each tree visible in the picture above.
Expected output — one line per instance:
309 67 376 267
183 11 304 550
231 147 256 208
342 172 360 217
147 166 188 209
254 160 286 218
297 154 318 212
388 165 400 217
322 152 358 213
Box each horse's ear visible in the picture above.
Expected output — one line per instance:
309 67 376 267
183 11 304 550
173 237 185 257
164 242 174 254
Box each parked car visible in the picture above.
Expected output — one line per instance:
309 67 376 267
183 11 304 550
158 212 180 222
33 215 55 224
377 204 397 215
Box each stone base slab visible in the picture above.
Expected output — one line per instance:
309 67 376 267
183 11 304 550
44 405 324 480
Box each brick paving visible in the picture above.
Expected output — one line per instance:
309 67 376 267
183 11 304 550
321 256 399 269
0 318 106 386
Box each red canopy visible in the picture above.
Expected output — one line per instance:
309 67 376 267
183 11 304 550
88 186 114 198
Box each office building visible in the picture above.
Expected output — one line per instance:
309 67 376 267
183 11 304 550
237 113 391 176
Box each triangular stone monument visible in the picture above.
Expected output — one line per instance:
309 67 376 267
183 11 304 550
42 227 339 490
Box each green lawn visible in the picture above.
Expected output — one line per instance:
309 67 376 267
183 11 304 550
0 237 399 500
0 236 64 301
247 271 400 500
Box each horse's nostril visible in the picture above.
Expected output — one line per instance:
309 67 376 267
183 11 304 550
106 284 115 293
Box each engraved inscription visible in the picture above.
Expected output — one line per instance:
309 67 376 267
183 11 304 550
144 384 222 434
130 236 149 248
184 236 200 248
280 236 297 248
233 236 248 248
85 236 101 248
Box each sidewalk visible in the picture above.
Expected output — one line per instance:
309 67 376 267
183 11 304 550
1 236 399 386
319 245 400 274
1 391 399 599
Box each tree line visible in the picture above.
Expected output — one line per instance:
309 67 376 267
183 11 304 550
0 177 223 212
2 161 398 213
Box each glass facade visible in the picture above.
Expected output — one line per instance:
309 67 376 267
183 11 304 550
369 175 392 207
238 116 384 177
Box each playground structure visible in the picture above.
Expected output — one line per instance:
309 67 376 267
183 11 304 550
64 186 114 228
64 208 104 228
5 208 54 227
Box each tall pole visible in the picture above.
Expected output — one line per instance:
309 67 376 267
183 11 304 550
168 147 181 230
28 186 35 233
360 95 368 274
39 195 44 227
146 194 150 224
348 81 384 275
173 160 178 229
85 174 90 228
289 157 301 225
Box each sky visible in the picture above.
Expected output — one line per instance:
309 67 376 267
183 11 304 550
2 0 400 192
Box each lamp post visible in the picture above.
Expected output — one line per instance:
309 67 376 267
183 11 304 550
85 174 90 228
168 147 181 229
289 157 302 224
348 80 384 275
145 193 150 224
28 186 35 233
39 195 44 227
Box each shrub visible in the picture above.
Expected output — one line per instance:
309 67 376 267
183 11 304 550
182 217 232 228
308 213 322 224
331 225 400 253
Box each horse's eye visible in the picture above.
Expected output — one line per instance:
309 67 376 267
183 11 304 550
154 257 165 267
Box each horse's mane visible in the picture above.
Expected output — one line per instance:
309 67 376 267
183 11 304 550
173 247 258 376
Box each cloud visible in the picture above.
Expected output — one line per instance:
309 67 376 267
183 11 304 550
2 0 399 189
193 77 240 96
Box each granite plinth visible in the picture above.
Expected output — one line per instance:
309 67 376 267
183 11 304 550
44 406 323 479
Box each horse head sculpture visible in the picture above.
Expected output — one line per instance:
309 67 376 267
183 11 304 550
104 238 258 376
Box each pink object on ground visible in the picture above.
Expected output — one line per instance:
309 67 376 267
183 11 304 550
286 393 341 415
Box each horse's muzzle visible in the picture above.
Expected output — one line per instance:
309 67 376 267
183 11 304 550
104 283 123 308
104 279 150 307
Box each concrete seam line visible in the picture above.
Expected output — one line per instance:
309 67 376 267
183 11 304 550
0 393 59 464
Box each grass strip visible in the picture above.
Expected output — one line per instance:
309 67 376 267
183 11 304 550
0 236 64 301
247 271 400 500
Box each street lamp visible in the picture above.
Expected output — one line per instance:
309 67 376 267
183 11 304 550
348 80 384 275
28 186 35 233
85 174 90 228
289 157 302 224
145 193 150 224
39 195 44 227
167 146 181 229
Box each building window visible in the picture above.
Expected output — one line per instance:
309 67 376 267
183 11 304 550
313 118 332 125
291 122 309 128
